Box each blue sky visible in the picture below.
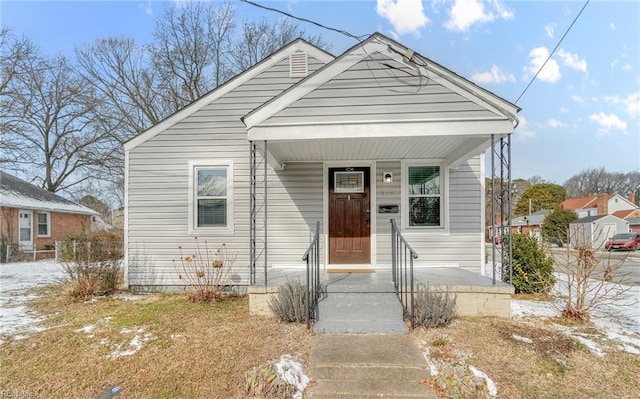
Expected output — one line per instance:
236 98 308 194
1 0 639 185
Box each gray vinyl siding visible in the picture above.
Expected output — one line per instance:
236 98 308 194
127 56 327 288
375 157 483 273
264 54 499 126
269 162 324 267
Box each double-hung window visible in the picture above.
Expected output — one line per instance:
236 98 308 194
405 164 443 228
37 212 51 237
189 161 233 233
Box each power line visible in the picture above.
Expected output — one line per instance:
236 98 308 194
239 0 369 43
515 0 590 105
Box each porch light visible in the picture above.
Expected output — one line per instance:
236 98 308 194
383 172 393 183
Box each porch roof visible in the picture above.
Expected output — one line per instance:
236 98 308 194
243 33 519 169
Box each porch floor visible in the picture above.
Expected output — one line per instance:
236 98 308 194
248 267 514 325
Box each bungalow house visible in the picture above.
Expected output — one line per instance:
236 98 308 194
0 171 97 257
492 210 548 243
124 33 519 297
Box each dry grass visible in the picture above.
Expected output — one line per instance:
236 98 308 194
0 285 314 398
413 317 640 399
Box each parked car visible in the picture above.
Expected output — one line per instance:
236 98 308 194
605 233 640 251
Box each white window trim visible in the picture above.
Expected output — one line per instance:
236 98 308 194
401 160 449 233
188 160 234 234
37 212 51 237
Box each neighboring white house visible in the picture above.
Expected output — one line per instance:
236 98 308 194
562 194 638 219
124 33 520 290
569 215 630 249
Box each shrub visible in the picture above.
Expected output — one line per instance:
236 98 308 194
503 233 555 294
245 363 297 399
414 286 457 328
173 238 236 302
58 229 123 262
61 230 123 300
542 207 578 247
268 281 310 323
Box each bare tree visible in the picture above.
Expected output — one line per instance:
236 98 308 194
564 167 640 198
551 224 633 322
152 1 236 105
231 17 327 71
1 53 113 191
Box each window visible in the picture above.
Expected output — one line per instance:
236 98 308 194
405 165 443 228
37 212 50 236
189 161 233 232
334 171 364 193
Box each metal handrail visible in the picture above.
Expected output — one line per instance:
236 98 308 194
390 218 419 329
302 221 321 329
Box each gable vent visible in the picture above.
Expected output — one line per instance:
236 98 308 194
290 51 308 78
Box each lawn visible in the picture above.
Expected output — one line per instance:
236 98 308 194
2 278 639 398
0 285 314 398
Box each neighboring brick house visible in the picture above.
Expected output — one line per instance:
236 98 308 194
0 171 97 252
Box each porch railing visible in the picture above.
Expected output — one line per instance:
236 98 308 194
390 218 419 329
302 221 321 329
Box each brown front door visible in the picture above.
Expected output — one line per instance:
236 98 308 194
329 167 371 264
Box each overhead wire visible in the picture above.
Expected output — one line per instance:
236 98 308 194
515 0 590 104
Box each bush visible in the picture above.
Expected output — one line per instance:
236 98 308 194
414 286 457 328
503 234 555 294
61 230 123 300
268 281 310 323
173 238 236 302
542 207 578 247
58 229 123 262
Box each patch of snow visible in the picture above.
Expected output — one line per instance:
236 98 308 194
0 260 63 341
74 324 96 337
108 328 154 359
510 272 640 356
170 334 184 340
273 355 309 399
469 365 497 397
0 189 96 215
511 334 533 344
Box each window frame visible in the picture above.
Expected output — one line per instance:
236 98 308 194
401 160 447 231
188 160 234 234
37 212 51 237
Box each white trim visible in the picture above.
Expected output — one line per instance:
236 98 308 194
248 120 513 141
18 209 33 249
187 160 234 234
400 160 449 233
36 211 51 237
480 155 486 276
323 161 377 268
125 41 334 152
123 151 130 288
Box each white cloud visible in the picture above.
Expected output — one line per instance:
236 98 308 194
601 93 640 118
546 118 566 128
376 0 429 37
516 117 537 141
545 23 555 38
471 64 515 84
560 107 569 113
571 95 585 104
610 22 616 30
444 0 513 32
557 49 587 73
524 47 561 83
624 93 640 118
622 63 632 72
589 112 627 136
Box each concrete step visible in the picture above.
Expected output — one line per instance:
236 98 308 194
306 335 434 399
314 292 407 334
308 379 436 399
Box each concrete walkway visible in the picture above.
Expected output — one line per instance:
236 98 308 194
306 334 436 399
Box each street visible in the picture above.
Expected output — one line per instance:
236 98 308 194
485 243 640 286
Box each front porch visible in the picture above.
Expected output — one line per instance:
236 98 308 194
248 267 514 331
